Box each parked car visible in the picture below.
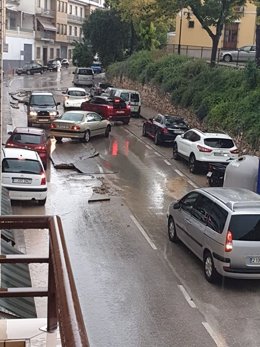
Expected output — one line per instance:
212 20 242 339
63 87 90 110
2 147 47 205
5 127 51 169
167 187 260 282
61 58 69 68
109 88 141 117
173 129 239 173
25 91 60 127
73 67 94 87
47 59 58 71
207 161 231 187
50 110 111 143
81 96 131 124
90 82 114 96
16 63 45 75
142 114 189 145
220 45 256 62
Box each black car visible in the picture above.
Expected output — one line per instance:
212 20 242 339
47 59 58 71
142 114 189 145
16 63 45 75
207 159 234 187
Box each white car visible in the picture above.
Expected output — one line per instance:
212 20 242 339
63 87 90 110
172 129 239 173
2 147 47 205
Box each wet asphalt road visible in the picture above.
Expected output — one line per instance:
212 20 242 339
5 69 260 347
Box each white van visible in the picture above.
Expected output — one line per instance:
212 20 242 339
109 88 141 117
73 67 94 87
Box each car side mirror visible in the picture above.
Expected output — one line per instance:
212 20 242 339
173 202 181 209
57 102 61 106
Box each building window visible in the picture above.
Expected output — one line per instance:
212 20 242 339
80 27 82 37
9 12 17 30
69 25 72 35
57 23 60 34
188 21 195 28
61 1 64 12
37 0 41 7
75 6 78 16
44 0 47 10
68 49 72 59
57 1 60 11
50 47 54 59
69 5 72 14
56 48 60 58
36 47 41 59
64 3 67 13
74 26 77 36
80 7 83 17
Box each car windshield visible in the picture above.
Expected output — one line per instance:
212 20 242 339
229 215 260 241
30 95 55 106
68 91 86 97
11 133 42 145
204 138 234 148
165 116 186 126
2 158 42 174
61 113 84 122
78 69 93 75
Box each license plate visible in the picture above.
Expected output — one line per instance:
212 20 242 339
174 130 184 134
249 256 260 264
116 111 124 114
12 178 32 184
38 119 48 122
214 152 228 157
59 125 69 129
207 172 212 178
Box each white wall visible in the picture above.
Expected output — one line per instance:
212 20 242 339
3 37 35 61
17 0 36 14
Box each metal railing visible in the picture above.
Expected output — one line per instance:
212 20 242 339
0 215 89 347
68 14 84 23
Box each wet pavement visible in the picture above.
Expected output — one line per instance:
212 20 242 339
3 70 260 347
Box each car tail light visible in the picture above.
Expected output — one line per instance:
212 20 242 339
50 123 56 129
162 128 169 134
225 230 233 252
197 145 212 153
126 104 131 110
34 145 46 152
71 125 80 130
5 142 14 147
40 172 46 185
230 148 239 154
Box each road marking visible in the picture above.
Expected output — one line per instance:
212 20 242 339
164 159 171 166
145 144 152 150
202 322 228 347
175 169 184 177
130 215 157 250
97 164 104 174
188 180 198 189
154 151 161 156
178 285 196 308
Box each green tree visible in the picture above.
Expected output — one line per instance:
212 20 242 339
72 40 93 67
83 9 131 67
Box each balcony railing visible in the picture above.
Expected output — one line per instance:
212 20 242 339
36 7 55 17
35 31 56 41
0 215 89 347
67 35 82 43
68 14 84 23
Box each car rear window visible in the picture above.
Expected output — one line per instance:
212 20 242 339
204 138 234 148
108 98 126 108
229 215 260 241
120 92 129 101
61 112 84 122
30 95 55 106
68 90 86 97
2 158 42 175
78 69 93 75
165 116 187 127
12 134 42 145
130 93 140 102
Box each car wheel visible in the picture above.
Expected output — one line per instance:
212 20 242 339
38 198 47 206
30 71 34 75
168 217 178 243
55 137 62 143
189 153 199 174
203 251 220 283
84 130 90 143
105 125 111 137
172 142 179 160
142 124 147 137
154 131 160 145
223 54 232 63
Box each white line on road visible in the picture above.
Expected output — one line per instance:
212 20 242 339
130 215 157 250
164 159 171 166
174 169 184 177
188 180 198 189
202 322 228 347
97 164 104 174
153 151 161 156
145 144 152 150
178 285 196 308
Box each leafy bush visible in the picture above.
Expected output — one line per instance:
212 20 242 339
107 50 260 150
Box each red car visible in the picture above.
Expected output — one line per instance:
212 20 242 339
81 96 131 124
5 127 50 169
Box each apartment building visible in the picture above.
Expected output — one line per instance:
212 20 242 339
3 0 104 71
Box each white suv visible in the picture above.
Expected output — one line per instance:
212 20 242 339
173 129 238 173
2 148 47 205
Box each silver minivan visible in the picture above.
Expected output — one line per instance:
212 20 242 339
167 187 260 283
73 67 94 87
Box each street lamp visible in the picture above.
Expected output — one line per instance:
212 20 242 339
177 8 191 55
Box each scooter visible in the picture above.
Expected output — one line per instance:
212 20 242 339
207 161 232 187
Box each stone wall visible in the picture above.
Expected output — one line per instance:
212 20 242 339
111 76 259 156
